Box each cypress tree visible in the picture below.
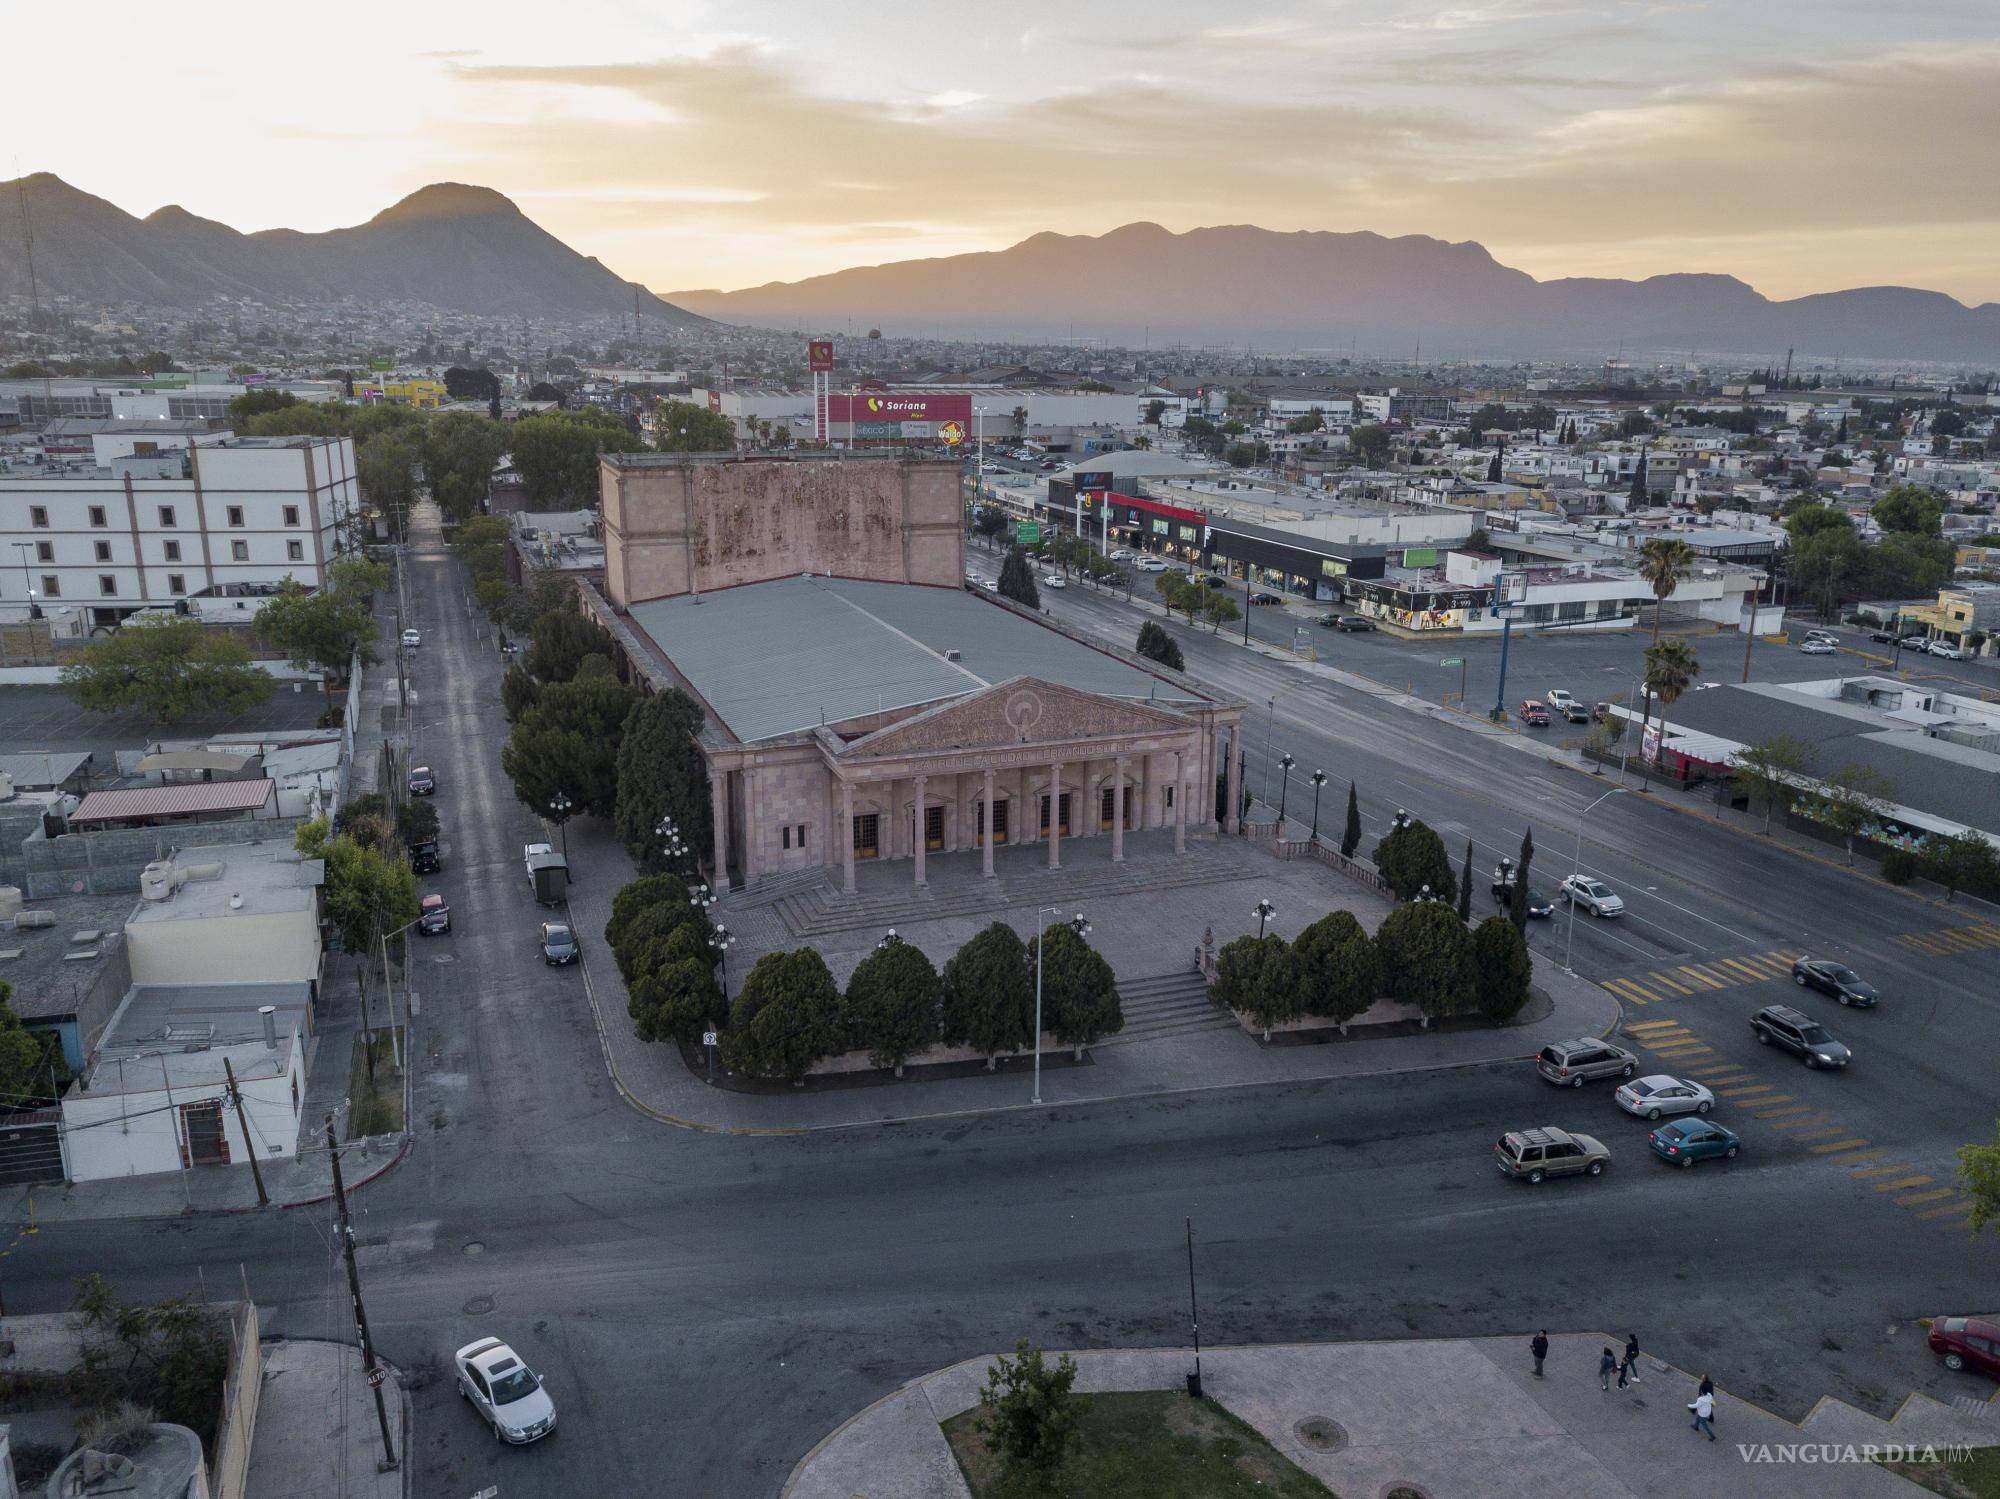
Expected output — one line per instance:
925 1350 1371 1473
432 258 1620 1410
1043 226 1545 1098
1341 781 1362 859
1510 827 1536 930
1458 842 1474 922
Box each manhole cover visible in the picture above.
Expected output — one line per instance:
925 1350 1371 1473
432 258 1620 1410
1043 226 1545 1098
462 1241 484 1256
462 1295 495 1316
1295 1417 1347 1452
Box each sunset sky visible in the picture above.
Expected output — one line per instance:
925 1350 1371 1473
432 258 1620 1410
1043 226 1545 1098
19 0 2000 303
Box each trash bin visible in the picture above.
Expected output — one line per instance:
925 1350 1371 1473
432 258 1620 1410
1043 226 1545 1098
1186 1370 1203 1399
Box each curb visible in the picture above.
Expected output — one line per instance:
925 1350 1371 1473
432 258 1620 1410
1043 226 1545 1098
281 1128 414 1211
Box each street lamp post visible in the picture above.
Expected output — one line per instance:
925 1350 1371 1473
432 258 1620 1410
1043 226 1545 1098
1253 897 1276 940
1032 908 1089 1105
657 815 690 874
1276 754 1296 831
1563 787 1628 975
709 923 734 1000
1259 695 1279 806
1308 770 1329 840
548 791 574 863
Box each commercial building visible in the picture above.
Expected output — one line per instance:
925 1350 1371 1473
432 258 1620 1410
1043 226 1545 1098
1904 580 2000 650
593 453 1246 892
1357 390 1452 424
0 435 359 625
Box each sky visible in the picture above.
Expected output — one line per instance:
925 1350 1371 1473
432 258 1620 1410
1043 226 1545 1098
16 0 2000 303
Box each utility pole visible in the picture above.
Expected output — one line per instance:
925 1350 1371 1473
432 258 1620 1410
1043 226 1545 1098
326 1116 399 1473
222 1058 268 1208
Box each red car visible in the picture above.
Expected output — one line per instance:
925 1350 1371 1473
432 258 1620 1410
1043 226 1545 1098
1928 1316 2000 1378
1519 699 1551 727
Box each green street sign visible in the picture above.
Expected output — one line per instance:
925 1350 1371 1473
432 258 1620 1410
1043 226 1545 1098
1014 521 1042 544
1439 657 1465 667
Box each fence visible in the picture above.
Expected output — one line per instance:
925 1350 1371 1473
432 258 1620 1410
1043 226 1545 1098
211 1300 262 1499
1243 821 1394 898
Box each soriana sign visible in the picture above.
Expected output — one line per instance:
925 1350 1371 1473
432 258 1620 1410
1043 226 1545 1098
808 339 834 372
829 393 973 427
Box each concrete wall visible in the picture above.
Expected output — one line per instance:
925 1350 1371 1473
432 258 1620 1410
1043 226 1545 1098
213 1301 261 1499
601 455 964 605
127 909 320 988
18 820 304 900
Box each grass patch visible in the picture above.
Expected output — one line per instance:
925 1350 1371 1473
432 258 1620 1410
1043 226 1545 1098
944 1389 1338 1498
1880 1447 2000 1499
345 1028 405 1139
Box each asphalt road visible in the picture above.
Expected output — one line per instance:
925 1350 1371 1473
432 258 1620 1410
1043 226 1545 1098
6 528 1993 1499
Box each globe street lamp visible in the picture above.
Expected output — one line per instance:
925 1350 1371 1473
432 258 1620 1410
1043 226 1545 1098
548 791 574 863
689 881 715 913
1276 753 1297 830
1033 908 1090 1105
709 923 735 1001
656 815 689 873
1308 769 1329 841
1253 897 1276 940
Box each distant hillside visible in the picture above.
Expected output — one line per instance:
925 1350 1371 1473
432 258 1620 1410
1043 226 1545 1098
0 174 708 325
669 222 2000 362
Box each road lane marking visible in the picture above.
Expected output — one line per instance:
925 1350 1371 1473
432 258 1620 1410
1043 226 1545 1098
1754 1104 1814 1119
1896 1188 1958 1207
1850 1163 1910 1177
1872 1175 1933 1192
1809 1138 1871 1154
1673 965 1728 989
1918 1200 1975 1221
1828 1149 1891 1166
1625 1018 1683 1033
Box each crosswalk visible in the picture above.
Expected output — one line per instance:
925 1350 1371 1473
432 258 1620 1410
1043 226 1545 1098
1599 949 1803 1007
1894 923 2000 957
1622 1019 1981 1232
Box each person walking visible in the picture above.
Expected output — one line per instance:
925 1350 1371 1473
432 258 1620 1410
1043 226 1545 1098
1599 1346 1617 1391
1621 1333 1642 1386
1689 1383 1717 1441
1531 1331 1549 1378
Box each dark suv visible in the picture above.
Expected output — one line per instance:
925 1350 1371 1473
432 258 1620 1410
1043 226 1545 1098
1751 1004 1851 1069
1536 1038 1638 1087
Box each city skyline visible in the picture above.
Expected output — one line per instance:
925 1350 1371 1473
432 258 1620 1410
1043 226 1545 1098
11 0 2000 304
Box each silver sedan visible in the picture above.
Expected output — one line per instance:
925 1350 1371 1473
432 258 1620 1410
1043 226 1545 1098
1614 1074 1715 1121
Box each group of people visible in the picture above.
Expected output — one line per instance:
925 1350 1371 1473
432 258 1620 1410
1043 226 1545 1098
1529 1331 1717 1440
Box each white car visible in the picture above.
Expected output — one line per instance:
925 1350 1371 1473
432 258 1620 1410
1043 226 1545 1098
401 628 420 648
1110 548 1135 561
981 579 999 591
1545 688 1575 712
1135 558 1169 573
1928 640 1964 660
455 1337 556 1444
1561 875 1625 917
1614 1074 1715 1121
1800 639 1836 655
1043 574 1066 589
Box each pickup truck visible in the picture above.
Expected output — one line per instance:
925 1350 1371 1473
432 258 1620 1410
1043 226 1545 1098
524 842 569 906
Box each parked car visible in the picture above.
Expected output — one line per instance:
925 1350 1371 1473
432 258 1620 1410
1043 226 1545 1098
1647 1117 1741 1168
524 842 569 905
1800 639 1837 655
1791 957 1880 1008
540 921 580 965
1545 688 1576 713
408 839 441 876
982 579 999 591
1869 630 1896 644
1250 592 1285 605
401 628 420 649
1616 1074 1715 1120
418 893 451 935
1043 574 1066 589
1335 615 1375 632
1110 548 1135 561
1750 1003 1851 1068
1560 875 1624 916
408 765 436 796
1804 628 1838 643
964 572 977 587
1494 1127 1611 1183
1135 558 1169 573
1317 613 1342 628
1536 1037 1639 1087
1519 699 1551 727
1590 701 1615 723
1561 701 1591 723
1929 640 1965 660
1492 881 1555 917
454 1337 557 1444
1900 635 1931 651
1927 1316 2000 1378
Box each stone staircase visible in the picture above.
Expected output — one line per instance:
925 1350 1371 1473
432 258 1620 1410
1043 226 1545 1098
1101 971 1235 1047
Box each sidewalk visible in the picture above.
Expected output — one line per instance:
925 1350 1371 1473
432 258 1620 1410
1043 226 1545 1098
783 1335 1991 1499
559 814 1618 1134
245 1338 410 1499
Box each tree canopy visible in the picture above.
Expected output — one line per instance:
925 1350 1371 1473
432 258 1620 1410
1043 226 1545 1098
843 939 942 1074
511 409 645 509
1036 924 1123 1056
1372 818 1457 904
721 948 844 1083
941 922 1033 1065
997 546 1042 609
60 617 274 725
500 655 638 820
652 398 737 452
1375 901 1475 1023
1290 911 1378 1029
613 688 713 874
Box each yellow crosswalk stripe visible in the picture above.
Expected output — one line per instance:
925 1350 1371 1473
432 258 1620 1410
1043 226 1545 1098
1918 1200 1975 1221
1624 1019 1684 1033
1852 1163 1912 1178
1645 1043 1712 1057
1646 971 1695 995
1687 1067 1753 1082
1789 1125 1847 1140
1681 964 1736 987
1675 965 1729 990
1714 957 1774 982
1717 1084 1784 1098
1901 933 1954 954
1829 1148 1892 1166
1755 1104 1815 1119
1810 1138 1871 1154
1928 929 1980 950
1738 953 1794 977
1897 1187 1958 1207
1873 1175 1932 1192
1605 978 1666 1003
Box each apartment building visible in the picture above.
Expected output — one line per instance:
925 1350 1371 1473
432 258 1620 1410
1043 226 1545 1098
0 435 359 625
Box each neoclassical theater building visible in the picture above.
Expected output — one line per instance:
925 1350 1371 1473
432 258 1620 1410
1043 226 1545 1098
591 451 1246 892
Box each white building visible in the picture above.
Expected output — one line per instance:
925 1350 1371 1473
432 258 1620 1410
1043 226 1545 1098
0 435 359 626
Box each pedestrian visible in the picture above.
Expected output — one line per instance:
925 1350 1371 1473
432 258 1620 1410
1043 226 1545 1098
1689 1383 1716 1441
1622 1333 1642 1386
1616 1354 1630 1390
1599 1346 1617 1391
1531 1330 1549 1379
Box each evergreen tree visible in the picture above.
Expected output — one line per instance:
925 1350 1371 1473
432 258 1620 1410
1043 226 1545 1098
941 922 1034 1067
1486 449 1502 482
613 688 713 875
1210 933 1297 1040
1458 842 1474 922
1510 827 1536 930
997 546 1041 609
1471 916 1534 1023
1628 450 1648 504
721 949 843 1083
1376 902 1476 1024
1135 620 1185 671
1341 782 1362 858
1290 912 1378 1031
1037 925 1123 1058
1373 818 1457 905
843 939 941 1076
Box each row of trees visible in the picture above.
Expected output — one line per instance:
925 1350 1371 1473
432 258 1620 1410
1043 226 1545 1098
1153 570 1242 633
1786 488 1955 618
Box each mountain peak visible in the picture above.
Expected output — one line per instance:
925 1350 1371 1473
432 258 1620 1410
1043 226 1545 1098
370 182 521 225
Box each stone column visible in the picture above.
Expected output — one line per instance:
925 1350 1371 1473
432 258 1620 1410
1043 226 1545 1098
710 768 730 889
1111 755 1128 863
1139 754 1154 832
981 768 996 878
945 773 960 854
1048 760 1063 869
841 778 856 893
1223 728 1242 835
1174 748 1188 854
913 773 928 887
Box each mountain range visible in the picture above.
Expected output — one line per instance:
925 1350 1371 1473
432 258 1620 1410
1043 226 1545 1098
668 222 2000 363
0 175 705 326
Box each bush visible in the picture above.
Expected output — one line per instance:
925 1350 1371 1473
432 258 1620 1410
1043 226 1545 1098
1881 848 1917 886
720 949 843 1083
1211 933 1296 1039
941 923 1034 1067
1135 620 1185 672
844 939 941 1075
978 1341 1083 1484
1291 911 1378 1029
1470 915 1533 1023
1373 819 1457 905
631 945 723 1044
1376 902 1475 1024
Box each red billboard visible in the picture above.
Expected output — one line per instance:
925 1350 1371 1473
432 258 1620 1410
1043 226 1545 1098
808 339 835 372
828 393 973 425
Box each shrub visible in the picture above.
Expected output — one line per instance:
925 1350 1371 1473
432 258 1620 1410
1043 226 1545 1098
941 923 1034 1067
1470 915 1534 1023
1376 902 1475 1024
1880 848 1917 886
1291 911 1378 1029
844 939 941 1075
1211 933 1297 1039
978 1341 1083 1483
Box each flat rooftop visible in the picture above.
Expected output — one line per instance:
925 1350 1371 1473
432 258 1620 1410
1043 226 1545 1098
0 890 138 1020
125 844 321 925
626 575 1203 745
87 980 313 1091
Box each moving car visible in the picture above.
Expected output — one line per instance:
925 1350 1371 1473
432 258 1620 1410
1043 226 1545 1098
454 1337 556 1444
408 839 441 875
1869 629 1896 644
1317 613 1343 628
1536 1038 1638 1087
1927 1316 2000 1378
982 579 999 591
1494 1127 1611 1183
1804 628 1838 643
401 628 420 649
1647 1118 1741 1168
1110 548 1134 561
1335 615 1375 632
1249 592 1284 606
1519 699 1551 727
540 920 580 965
1135 558 1169 573
1615 1074 1715 1120
1928 640 1965 660
1042 574 1066 589
1492 880 1555 918
1590 701 1615 723
1750 1003 1851 1069
1791 957 1880 1008
1800 639 1837 655
408 765 436 796
1560 875 1624 916
417 893 451 935
964 572 977 587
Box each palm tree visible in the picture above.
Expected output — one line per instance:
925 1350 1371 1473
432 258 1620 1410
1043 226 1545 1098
1634 537 1697 755
1641 638 1698 774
